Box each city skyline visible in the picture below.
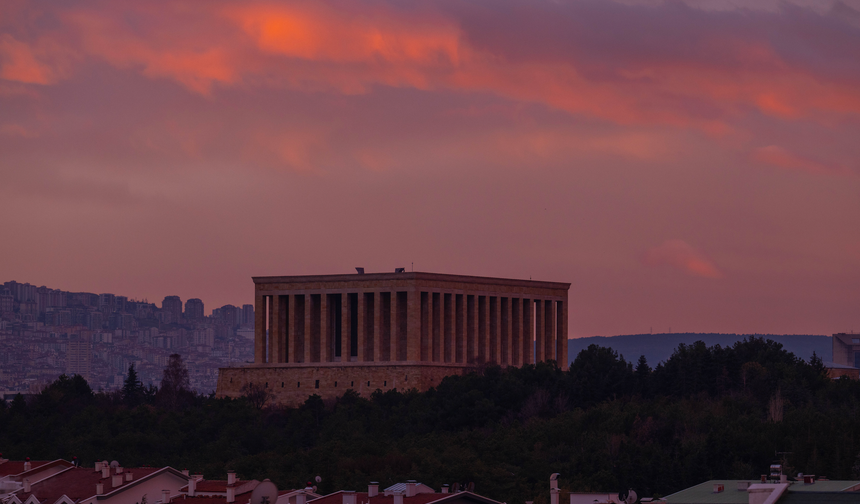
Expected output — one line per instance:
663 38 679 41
2 0 859 337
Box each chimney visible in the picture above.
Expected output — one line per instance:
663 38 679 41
116 466 123 475
227 486 235 503
713 484 724 493
761 475 767 483
550 489 558 504
343 491 356 504
227 471 237 486
803 475 815 485
96 461 103 471
188 477 196 497
393 492 404 504
441 485 449 495
126 472 134 482
182 469 189 476
23 479 30 493
296 492 307 504
162 490 171 504
112 474 123 488
737 482 751 491
24 459 31 472
406 481 417 498
96 483 104 495
368 483 379 498
781 475 788 484
102 466 110 479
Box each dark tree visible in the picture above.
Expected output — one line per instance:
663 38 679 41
158 353 192 409
122 363 145 407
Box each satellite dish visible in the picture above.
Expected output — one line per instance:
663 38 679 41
250 480 279 504
626 490 637 504
315 476 322 483
110 461 119 468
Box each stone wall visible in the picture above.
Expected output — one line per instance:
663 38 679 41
216 363 473 406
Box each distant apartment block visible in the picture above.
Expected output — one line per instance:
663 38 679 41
162 296 183 325
66 333 93 382
185 298 205 322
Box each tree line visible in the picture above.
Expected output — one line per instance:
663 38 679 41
1 338 858 504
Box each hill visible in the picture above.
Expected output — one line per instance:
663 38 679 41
567 333 832 367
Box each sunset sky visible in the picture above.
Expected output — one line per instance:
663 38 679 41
2 0 859 337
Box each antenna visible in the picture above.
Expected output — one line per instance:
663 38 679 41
250 480 279 504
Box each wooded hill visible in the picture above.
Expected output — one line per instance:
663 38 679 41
1 337 856 504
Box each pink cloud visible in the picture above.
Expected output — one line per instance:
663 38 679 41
752 145 853 176
643 240 724 279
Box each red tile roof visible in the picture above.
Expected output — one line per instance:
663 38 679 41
194 481 254 492
311 492 449 504
0 461 52 477
17 467 162 503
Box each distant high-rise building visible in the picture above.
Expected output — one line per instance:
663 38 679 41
0 289 13 313
162 295 183 324
242 304 254 325
66 333 92 381
185 298 204 322
87 310 104 330
214 304 239 328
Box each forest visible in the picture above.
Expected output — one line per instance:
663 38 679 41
1 337 858 504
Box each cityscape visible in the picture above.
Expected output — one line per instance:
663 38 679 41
0 279 254 394
2 0 859 503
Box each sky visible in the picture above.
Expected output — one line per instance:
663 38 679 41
2 0 859 337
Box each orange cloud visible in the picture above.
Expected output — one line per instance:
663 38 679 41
643 239 724 279
0 35 61 84
752 145 853 176
5 0 860 133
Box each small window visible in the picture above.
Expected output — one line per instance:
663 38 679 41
230 378 233 383
281 382 284 388
853 338 859 344
405 375 408 381
384 380 387 387
265 382 268 388
334 381 338 387
367 381 370 386
297 382 301 388
315 380 320 389
350 381 354 387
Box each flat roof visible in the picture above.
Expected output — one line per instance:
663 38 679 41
253 271 570 290
665 480 860 504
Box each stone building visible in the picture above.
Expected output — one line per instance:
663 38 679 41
216 271 569 405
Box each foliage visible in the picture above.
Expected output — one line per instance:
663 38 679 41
0 337 848 503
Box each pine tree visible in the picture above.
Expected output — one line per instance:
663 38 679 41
122 363 144 407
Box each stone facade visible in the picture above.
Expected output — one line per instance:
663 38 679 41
216 271 570 406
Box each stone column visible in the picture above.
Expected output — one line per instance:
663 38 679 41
406 289 420 362
466 295 477 363
320 294 329 362
501 297 511 366
267 295 276 363
512 297 521 367
491 296 501 364
478 296 488 363
357 292 366 361
342 293 351 361
557 300 568 371
456 294 465 363
373 291 384 362
391 291 400 361
304 294 312 364
420 292 430 362
544 299 555 362
534 299 544 363
523 298 533 365
271 295 286 363
254 292 265 364
288 295 298 363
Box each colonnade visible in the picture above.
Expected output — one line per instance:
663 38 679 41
254 289 568 369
